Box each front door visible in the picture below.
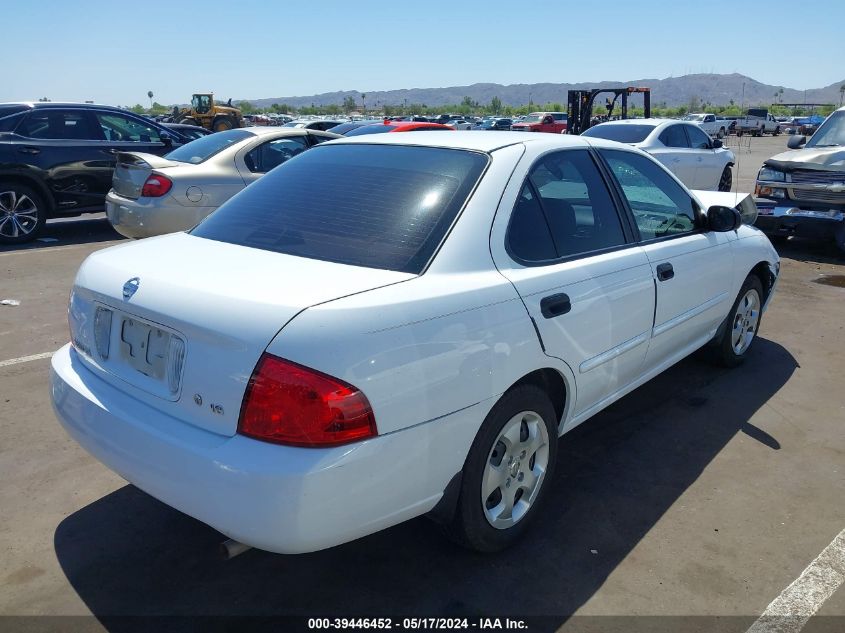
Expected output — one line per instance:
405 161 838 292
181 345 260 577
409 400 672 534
491 148 656 418
599 148 734 372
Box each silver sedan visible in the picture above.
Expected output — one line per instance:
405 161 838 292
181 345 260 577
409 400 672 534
105 127 340 238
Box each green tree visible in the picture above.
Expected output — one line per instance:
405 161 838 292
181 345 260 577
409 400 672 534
343 96 357 112
490 96 502 114
236 100 256 114
130 104 145 114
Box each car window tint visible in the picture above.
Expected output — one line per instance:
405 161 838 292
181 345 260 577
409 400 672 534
602 149 697 240
528 150 625 257
20 110 99 140
507 185 557 262
0 112 25 132
192 144 489 274
95 113 162 143
685 124 711 149
244 136 309 172
581 124 656 143
165 129 254 164
658 124 689 148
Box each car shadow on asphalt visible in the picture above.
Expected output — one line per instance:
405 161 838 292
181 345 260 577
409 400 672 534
53 338 797 633
773 237 843 265
0 217 123 253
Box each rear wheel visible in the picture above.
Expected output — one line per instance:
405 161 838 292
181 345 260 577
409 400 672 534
717 127 725 139
444 384 558 552
179 117 200 127
711 275 764 367
0 182 46 244
773 126 781 136
718 165 733 192
212 116 234 132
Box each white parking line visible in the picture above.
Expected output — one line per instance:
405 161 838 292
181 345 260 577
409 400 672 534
0 242 116 257
0 351 55 368
746 528 845 633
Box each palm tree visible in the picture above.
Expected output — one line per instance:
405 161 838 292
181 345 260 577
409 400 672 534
840 84 845 107
147 90 154 110
361 93 366 112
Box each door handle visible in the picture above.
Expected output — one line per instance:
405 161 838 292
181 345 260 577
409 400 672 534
656 263 674 281
540 293 571 319
18 146 40 155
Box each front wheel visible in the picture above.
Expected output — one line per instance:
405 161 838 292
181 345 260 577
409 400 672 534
718 165 733 192
0 183 47 244
711 275 764 367
773 127 781 136
444 384 558 552
212 116 234 132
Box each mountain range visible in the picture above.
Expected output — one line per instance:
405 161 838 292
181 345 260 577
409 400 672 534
246 73 845 110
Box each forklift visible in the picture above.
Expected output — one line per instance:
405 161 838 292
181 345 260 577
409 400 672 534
566 87 651 135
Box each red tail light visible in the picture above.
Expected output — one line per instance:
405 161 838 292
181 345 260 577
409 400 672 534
238 354 377 447
141 174 173 197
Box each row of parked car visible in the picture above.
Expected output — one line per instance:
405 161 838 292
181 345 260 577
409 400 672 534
1 101 843 252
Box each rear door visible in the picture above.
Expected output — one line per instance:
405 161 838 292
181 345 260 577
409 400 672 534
651 123 698 188
491 148 655 418
13 108 108 211
598 148 734 372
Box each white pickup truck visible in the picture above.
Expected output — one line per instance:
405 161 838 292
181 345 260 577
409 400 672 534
735 108 781 136
682 113 731 139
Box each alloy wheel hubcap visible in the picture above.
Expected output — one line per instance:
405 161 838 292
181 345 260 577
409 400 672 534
732 289 760 354
0 191 38 238
481 410 549 530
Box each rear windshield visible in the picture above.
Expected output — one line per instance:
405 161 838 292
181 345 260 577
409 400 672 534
344 124 394 136
165 129 254 164
747 109 767 118
191 144 489 273
582 124 656 143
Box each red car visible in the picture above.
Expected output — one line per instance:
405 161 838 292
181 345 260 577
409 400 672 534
342 120 454 136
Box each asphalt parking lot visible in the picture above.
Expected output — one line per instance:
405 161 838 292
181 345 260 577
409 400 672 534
1 134 843 633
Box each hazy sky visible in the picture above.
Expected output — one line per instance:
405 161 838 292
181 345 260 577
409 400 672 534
4 0 844 106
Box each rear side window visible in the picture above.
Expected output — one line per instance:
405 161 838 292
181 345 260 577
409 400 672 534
192 144 489 273
508 150 625 261
165 129 254 164
658 125 689 148
19 110 99 140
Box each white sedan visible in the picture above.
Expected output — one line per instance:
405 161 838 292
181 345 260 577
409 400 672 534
52 131 778 554
106 127 339 238
582 118 736 192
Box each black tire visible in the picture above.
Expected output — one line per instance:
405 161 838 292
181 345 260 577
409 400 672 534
717 127 725 139
0 182 47 244
212 116 234 132
179 117 200 126
773 126 781 136
444 384 558 552
711 274 764 368
718 165 733 192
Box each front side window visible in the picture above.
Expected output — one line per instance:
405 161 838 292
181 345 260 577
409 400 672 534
244 136 309 172
192 144 489 274
658 124 689 148
601 149 697 241
19 110 99 140
508 150 626 261
685 124 712 150
96 113 162 143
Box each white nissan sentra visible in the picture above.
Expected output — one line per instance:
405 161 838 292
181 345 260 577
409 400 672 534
51 131 779 554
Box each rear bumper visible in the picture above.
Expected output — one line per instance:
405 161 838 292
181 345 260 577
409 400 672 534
51 344 475 553
754 203 844 240
105 191 215 239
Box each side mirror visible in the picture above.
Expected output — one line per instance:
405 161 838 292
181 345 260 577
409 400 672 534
160 131 173 147
707 205 742 232
787 135 806 149
712 138 723 149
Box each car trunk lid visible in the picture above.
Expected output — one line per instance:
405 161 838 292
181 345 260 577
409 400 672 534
111 151 183 199
70 232 415 436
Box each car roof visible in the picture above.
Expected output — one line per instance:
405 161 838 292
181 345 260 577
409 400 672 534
0 101 134 113
330 130 597 153
591 118 671 127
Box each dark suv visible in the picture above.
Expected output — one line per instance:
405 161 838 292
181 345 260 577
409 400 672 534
0 102 188 244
